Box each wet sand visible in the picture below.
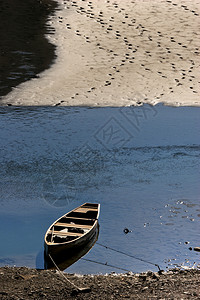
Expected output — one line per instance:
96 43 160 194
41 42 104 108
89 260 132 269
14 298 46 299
0 267 200 299
1 0 199 107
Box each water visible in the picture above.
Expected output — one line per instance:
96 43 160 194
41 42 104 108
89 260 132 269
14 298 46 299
0 0 57 98
0 104 199 274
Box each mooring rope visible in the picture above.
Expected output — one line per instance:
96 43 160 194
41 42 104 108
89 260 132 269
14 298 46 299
48 254 88 291
96 242 161 271
81 258 132 272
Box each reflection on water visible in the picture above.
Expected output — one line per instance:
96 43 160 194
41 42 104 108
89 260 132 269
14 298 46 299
0 0 57 98
0 104 199 273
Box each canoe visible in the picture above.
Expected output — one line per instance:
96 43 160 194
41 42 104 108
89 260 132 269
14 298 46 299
44 202 100 269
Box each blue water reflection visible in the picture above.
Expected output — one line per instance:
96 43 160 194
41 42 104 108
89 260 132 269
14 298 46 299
0 104 199 273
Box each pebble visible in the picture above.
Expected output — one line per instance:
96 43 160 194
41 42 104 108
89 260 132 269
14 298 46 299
194 247 200 252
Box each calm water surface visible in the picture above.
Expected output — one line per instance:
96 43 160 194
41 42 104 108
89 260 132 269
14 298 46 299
0 104 199 274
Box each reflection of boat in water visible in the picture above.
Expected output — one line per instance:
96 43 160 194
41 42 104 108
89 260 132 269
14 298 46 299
44 203 100 270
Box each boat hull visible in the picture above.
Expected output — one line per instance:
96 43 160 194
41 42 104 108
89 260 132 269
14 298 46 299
44 223 99 270
44 203 100 270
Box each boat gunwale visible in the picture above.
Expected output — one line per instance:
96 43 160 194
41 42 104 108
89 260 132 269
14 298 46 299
44 203 100 247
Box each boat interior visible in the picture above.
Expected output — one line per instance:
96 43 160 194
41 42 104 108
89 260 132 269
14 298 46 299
46 203 99 244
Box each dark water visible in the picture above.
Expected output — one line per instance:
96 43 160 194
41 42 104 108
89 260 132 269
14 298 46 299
0 0 57 98
0 104 199 274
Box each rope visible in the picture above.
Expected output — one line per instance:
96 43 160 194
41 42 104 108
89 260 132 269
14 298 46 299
48 254 88 291
81 258 132 272
96 242 161 271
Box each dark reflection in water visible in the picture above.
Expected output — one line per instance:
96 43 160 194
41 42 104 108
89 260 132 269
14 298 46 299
0 0 58 98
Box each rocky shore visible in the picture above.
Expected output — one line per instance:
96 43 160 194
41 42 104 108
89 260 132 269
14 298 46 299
0 267 199 299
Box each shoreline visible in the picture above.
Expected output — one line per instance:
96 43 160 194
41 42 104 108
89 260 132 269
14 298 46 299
1 0 199 107
0 267 200 299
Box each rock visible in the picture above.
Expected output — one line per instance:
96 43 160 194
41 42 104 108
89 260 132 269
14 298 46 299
146 271 153 277
71 287 91 296
14 274 24 280
123 228 132 234
139 274 147 281
152 273 160 280
166 271 173 275
0 292 8 295
194 247 200 252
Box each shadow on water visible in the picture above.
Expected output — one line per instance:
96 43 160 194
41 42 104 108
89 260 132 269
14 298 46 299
0 0 58 98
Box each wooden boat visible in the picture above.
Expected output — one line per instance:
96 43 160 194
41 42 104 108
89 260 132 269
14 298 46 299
44 202 100 269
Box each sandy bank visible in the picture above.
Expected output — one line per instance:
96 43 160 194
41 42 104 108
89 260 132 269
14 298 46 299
0 267 200 299
1 0 200 107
